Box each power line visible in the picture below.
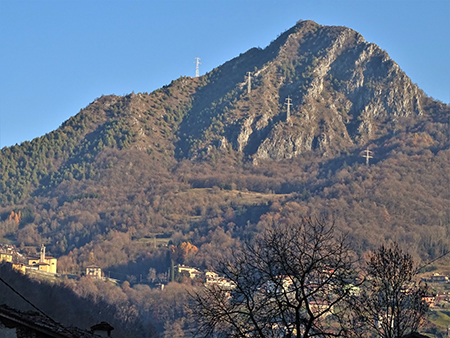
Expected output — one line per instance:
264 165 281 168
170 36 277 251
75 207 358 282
0 277 51 319
285 96 292 121
194 57 201 77
0 276 73 336
416 250 450 274
362 147 373 166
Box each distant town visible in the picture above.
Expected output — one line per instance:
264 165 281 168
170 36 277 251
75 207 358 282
3 243 450 313
0 243 237 290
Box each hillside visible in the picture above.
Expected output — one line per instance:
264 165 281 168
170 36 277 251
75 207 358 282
0 19 449 278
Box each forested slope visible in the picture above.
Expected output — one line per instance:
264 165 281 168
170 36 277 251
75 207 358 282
0 19 449 278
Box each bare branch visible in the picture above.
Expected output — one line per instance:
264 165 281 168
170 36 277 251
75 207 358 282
191 217 356 338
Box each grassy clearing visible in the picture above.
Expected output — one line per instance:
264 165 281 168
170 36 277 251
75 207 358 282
136 237 171 246
428 310 450 330
27 270 60 283
179 188 291 206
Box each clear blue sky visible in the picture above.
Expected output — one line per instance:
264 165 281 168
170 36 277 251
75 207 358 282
1 0 449 148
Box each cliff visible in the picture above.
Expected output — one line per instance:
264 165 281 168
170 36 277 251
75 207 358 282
174 20 447 162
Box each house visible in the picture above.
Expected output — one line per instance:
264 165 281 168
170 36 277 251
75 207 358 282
0 304 99 338
27 244 57 274
86 265 102 278
11 263 26 274
0 251 12 263
429 273 449 283
205 274 235 289
205 271 218 279
34 261 52 273
205 271 220 284
90 321 114 337
177 265 202 279
0 245 17 263
433 292 449 305
155 283 165 290
422 294 436 307
261 275 294 295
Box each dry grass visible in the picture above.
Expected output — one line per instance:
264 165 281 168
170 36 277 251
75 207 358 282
178 188 291 206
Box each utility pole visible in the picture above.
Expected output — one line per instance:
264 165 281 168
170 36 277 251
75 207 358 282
285 96 292 121
363 147 373 166
194 57 201 77
247 72 252 94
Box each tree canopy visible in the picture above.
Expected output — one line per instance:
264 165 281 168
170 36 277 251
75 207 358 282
192 217 357 338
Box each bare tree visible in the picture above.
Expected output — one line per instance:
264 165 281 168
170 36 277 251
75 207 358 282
192 217 356 338
349 243 429 338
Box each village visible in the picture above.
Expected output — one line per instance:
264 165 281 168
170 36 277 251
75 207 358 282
0 244 237 290
1 244 57 275
3 243 450 312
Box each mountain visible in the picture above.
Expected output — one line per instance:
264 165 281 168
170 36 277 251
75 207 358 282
0 20 449 276
177 20 447 161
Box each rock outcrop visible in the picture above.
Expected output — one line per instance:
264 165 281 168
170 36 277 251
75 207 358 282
177 20 446 161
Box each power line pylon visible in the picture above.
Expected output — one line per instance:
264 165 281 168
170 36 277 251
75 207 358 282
194 57 201 77
285 96 292 121
363 147 373 166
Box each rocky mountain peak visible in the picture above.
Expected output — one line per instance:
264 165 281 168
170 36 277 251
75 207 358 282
175 20 445 162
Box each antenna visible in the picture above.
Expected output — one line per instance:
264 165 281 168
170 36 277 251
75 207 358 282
362 147 373 166
285 96 292 121
194 57 201 77
247 72 252 94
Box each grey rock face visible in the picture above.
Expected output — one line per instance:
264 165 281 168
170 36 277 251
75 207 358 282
184 20 446 161
248 23 426 159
